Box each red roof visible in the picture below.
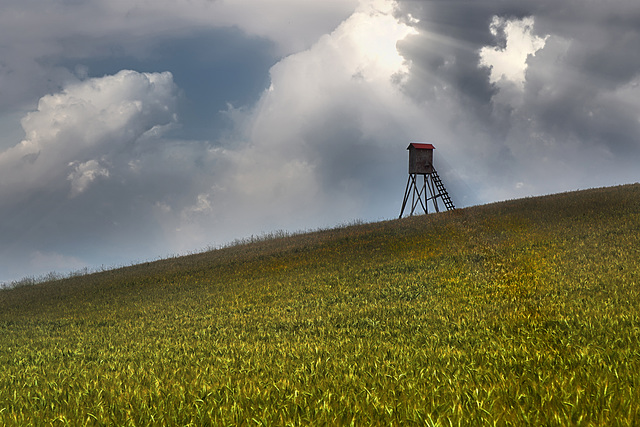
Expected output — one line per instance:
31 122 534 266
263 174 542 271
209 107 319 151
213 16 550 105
407 143 435 150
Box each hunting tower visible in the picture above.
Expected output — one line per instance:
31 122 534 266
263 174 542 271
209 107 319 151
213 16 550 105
399 143 455 217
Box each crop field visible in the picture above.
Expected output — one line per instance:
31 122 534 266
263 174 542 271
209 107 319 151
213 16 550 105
1 184 640 425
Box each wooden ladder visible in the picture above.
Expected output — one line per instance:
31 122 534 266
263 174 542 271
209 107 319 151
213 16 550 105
431 170 455 211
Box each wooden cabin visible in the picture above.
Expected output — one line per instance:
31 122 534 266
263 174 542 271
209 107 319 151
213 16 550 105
407 143 435 174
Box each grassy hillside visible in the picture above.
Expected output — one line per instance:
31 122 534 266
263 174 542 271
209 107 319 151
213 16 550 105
1 184 640 425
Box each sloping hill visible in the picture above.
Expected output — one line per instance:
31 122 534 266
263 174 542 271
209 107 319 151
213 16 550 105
2 184 640 425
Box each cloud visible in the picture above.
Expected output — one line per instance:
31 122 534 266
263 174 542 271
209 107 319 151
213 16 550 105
0 70 177 198
192 0 360 55
394 0 640 201
184 0 420 229
68 159 110 198
1 0 426 284
0 0 356 119
479 16 548 88
0 70 180 282
2 0 640 283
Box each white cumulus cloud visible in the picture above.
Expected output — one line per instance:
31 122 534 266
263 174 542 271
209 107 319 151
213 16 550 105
479 16 548 88
132 0 423 254
0 70 178 198
199 0 419 229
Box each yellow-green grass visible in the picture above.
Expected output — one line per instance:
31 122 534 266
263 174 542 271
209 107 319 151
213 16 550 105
1 184 640 425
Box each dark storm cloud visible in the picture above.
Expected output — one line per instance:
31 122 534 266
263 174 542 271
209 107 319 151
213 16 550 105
396 1 527 105
395 0 640 195
397 0 640 110
524 38 640 158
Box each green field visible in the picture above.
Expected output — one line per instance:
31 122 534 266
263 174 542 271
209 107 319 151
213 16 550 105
2 184 640 425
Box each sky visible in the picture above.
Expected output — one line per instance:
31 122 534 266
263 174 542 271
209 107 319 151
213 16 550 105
1 0 639 283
